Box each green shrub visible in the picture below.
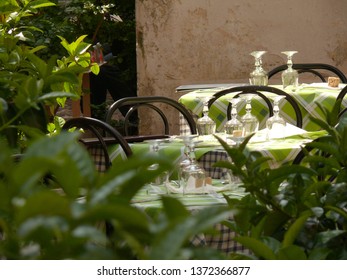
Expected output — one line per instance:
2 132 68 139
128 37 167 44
215 102 347 259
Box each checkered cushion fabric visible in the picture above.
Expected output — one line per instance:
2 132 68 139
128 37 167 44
87 145 107 173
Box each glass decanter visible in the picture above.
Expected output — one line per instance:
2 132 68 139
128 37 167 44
249 51 268 86
266 96 286 140
240 94 259 136
196 96 216 139
281 51 299 91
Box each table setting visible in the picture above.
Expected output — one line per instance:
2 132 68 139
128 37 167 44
178 50 347 133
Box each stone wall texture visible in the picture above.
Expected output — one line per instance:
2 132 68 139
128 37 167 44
136 0 347 134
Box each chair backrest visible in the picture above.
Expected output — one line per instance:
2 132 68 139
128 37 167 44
105 96 197 141
209 85 303 128
62 117 132 172
335 85 347 119
268 63 347 83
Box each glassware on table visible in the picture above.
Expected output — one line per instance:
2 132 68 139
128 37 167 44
281 51 299 91
266 96 287 140
196 95 216 140
240 94 259 137
177 134 199 180
147 139 168 188
249 51 268 86
180 138 207 194
224 97 244 144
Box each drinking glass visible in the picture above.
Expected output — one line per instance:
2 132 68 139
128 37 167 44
224 97 244 144
196 95 216 140
266 96 286 140
281 51 299 91
240 94 259 136
177 134 199 181
249 51 268 86
180 138 207 194
147 139 168 187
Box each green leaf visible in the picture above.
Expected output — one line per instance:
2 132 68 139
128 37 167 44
308 247 332 260
161 196 190 220
277 245 307 260
282 210 312 247
14 132 96 198
37 91 77 102
79 203 150 232
150 206 229 259
45 71 80 86
234 236 277 259
15 190 71 225
95 154 173 203
90 63 100 75
27 0 56 9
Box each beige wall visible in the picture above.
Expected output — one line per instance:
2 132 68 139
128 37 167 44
136 0 347 134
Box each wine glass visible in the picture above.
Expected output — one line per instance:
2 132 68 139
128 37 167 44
249 51 268 86
281 51 299 91
196 95 216 140
240 94 259 137
266 96 286 140
147 139 168 189
180 138 207 194
224 97 244 144
177 134 199 181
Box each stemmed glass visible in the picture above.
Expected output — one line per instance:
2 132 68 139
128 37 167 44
147 139 168 189
281 51 299 91
266 96 286 140
249 51 268 86
196 95 216 140
180 137 207 194
240 94 259 137
177 135 199 180
224 97 244 144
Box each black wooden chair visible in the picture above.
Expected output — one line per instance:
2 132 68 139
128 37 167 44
63 117 132 172
268 63 347 83
209 85 303 128
105 96 197 142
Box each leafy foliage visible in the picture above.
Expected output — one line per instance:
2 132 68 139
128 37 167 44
0 132 230 259
214 101 347 259
0 0 99 147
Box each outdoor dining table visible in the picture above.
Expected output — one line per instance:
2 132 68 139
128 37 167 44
177 83 347 134
77 127 325 254
131 179 249 254
106 127 326 174
99 127 324 254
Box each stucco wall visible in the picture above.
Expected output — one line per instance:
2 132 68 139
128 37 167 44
136 0 347 134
